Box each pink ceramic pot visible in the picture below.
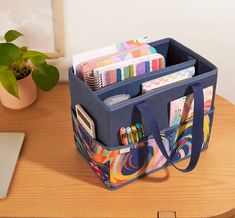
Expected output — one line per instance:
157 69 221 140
0 73 37 109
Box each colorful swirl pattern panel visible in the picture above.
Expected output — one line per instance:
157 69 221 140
71 109 213 189
109 113 212 187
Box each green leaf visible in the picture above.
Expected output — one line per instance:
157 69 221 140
19 46 28 58
0 67 19 98
4 30 23 42
32 65 59 91
30 55 48 75
0 43 21 65
0 65 9 72
23 50 48 60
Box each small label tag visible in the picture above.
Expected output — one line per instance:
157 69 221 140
120 147 130 154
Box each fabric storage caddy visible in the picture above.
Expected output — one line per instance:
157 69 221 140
69 38 217 190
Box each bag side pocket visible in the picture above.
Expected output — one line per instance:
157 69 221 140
71 108 111 188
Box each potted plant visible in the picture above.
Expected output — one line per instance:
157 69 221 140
0 30 59 109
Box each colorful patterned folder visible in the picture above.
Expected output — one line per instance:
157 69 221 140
142 66 195 93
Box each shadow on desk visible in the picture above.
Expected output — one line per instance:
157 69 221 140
27 139 170 190
23 131 170 190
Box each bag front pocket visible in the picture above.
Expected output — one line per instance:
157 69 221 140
109 109 214 188
109 136 168 187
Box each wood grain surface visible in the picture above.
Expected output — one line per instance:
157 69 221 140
0 84 234 218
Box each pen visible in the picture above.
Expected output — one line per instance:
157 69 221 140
126 127 133 144
131 124 139 142
136 122 144 140
120 127 128 145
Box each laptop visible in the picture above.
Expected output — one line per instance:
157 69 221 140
0 132 25 199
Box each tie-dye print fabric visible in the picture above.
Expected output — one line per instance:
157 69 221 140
71 109 214 189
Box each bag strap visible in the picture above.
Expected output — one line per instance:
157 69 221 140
135 83 204 172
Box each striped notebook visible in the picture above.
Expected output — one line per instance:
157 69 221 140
89 53 165 91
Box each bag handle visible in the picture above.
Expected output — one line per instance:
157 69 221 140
135 83 204 172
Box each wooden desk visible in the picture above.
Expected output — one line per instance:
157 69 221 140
0 84 234 218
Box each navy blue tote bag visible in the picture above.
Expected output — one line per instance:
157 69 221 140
69 38 217 189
